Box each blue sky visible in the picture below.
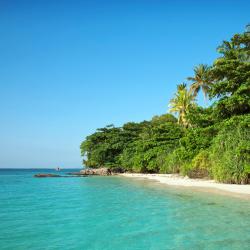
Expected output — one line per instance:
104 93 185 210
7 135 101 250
0 0 249 168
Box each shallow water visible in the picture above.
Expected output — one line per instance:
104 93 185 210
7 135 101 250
0 169 250 250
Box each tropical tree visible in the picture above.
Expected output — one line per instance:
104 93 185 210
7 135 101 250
216 33 250 61
210 33 250 118
217 40 236 58
168 83 196 127
187 64 211 103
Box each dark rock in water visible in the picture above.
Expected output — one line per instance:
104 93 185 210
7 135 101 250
34 174 61 178
80 167 111 176
34 173 89 178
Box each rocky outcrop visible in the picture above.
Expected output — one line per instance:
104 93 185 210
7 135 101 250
34 173 88 178
80 167 111 176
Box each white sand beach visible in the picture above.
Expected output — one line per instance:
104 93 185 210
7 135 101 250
120 173 250 198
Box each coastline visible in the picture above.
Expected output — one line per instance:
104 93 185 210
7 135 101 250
119 173 250 199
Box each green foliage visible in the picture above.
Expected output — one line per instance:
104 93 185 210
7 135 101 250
120 117 183 173
180 126 218 160
151 114 177 124
169 83 196 127
187 64 211 101
81 114 183 173
182 150 211 178
80 123 142 168
210 33 250 119
209 115 250 184
160 147 187 174
186 106 216 128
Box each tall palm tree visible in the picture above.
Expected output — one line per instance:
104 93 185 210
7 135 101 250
168 83 196 128
187 64 211 103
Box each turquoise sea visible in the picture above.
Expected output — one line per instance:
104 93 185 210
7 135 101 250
0 169 250 250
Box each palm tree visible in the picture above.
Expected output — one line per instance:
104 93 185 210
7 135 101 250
187 64 211 104
168 83 196 128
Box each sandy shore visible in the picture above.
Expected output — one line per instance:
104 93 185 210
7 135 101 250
120 173 250 198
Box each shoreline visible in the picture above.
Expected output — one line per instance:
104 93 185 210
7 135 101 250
119 173 250 199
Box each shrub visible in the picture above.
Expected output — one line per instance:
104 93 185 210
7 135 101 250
160 147 187 174
180 126 218 160
182 150 211 178
210 115 250 184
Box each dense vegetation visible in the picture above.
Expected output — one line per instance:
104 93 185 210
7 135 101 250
80 30 250 184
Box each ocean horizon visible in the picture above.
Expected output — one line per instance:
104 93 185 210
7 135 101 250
0 169 250 249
